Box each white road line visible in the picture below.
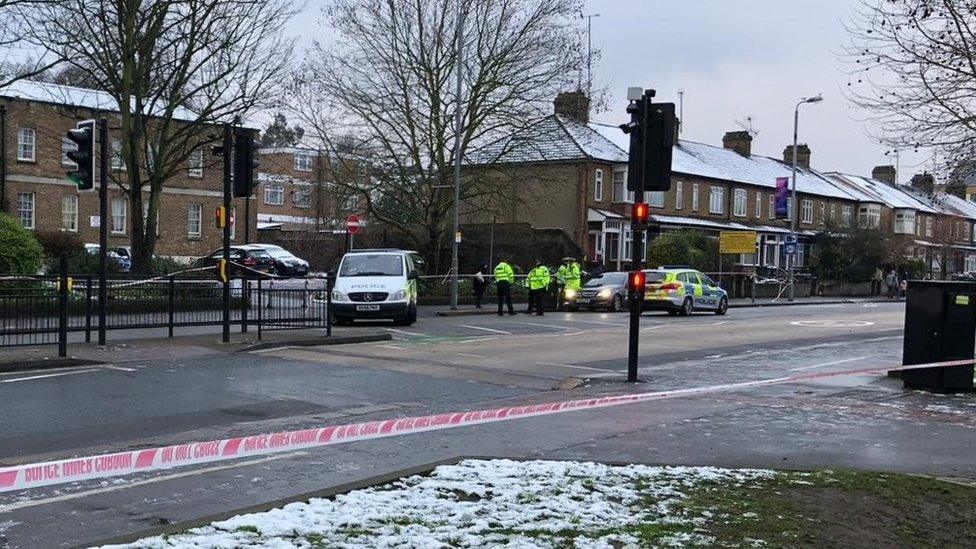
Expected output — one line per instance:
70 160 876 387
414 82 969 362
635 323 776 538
0 365 98 377
789 356 871 372
372 344 407 350
383 328 427 337
711 321 731 326
508 321 574 331
0 369 102 384
454 353 488 358
99 364 137 372
535 361 609 372
250 346 293 354
641 325 667 331
456 324 512 335
555 318 627 327
0 452 305 514
457 337 497 344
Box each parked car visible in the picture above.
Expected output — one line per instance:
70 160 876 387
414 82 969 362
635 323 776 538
641 268 728 316
194 245 275 275
565 271 629 311
83 243 131 272
252 244 309 276
330 249 425 326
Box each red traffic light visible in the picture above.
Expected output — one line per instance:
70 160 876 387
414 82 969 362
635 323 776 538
632 202 649 224
628 270 646 293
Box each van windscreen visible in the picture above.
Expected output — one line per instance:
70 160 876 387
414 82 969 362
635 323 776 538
339 254 404 277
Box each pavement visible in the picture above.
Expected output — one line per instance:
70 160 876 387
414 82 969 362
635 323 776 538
1 300 974 548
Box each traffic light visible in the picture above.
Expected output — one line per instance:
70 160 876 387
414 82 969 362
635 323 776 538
628 270 646 294
215 206 227 228
621 90 675 193
632 202 649 229
66 120 96 190
233 128 261 197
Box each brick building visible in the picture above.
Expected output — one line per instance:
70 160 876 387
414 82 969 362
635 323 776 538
0 80 256 263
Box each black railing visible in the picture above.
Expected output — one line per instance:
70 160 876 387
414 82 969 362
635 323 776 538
0 273 331 353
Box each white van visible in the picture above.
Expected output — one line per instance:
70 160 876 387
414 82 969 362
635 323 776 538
330 249 425 326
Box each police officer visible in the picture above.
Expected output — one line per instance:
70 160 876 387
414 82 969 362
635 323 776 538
555 258 570 310
527 260 551 316
493 257 516 316
565 257 582 296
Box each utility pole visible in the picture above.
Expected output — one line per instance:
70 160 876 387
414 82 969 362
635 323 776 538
788 94 823 302
450 0 464 310
677 89 684 135
97 118 108 346
221 123 232 343
584 13 600 101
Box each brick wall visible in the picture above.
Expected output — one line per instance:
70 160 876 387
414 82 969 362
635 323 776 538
255 149 363 230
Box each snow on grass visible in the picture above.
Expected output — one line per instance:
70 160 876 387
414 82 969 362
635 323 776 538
97 459 776 549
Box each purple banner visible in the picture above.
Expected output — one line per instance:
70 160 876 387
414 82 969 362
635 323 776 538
775 177 789 219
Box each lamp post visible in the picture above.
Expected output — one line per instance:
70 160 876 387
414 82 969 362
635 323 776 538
450 0 465 310
583 13 600 100
789 94 823 302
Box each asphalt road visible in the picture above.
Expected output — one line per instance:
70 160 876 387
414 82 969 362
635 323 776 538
3 301 975 548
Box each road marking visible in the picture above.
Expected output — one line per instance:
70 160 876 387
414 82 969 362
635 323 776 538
250 346 293 354
641 325 666 331
0 369 102 384
383 328 427 337
790 320 875 328
99 364 137 372
0 365 99 377
508 321 574 331
534 361 608 372
372 344 407 350
454 353 488 358
457 337 497 344
789 356 871 372
711 321 731 326
0 452 305 513
555 318 627 327
457 324 512 335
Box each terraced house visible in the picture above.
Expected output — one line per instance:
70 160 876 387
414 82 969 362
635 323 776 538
0 80 256 262
467 92 976 278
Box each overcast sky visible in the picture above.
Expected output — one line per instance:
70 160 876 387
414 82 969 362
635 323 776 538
287 0 930 184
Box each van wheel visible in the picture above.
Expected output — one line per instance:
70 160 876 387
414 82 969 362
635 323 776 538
396 304 417 326
679 297 693 316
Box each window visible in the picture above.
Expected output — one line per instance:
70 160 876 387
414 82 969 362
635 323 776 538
594 169 603 201
926 217 933 237
709 186 724 214
801 200 813 224
893 210 916 234
755 193 762 219
612 170 627 203
61 195 78 232
692 183 700 212
648 191 664 208
188 149 203 178
62 137 77 167
187 203 202 237
768 195 775 220
111 198 127 234
858 204 881 229
675 181 683 210
842 205 853 227
111 139 124 170
265 183 284 205
17 128 35 161
17 193 34 229
733 188 747 217
294 152 313 172
830 204 837 223
819 203 826 225
623 229 632 261
293 188 311 208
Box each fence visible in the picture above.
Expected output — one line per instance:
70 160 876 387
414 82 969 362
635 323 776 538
0 270 331 354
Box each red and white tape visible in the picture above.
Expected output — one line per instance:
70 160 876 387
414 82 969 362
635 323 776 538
0 358 971 494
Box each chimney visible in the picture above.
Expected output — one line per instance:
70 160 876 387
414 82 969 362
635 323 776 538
722 131 752 157
910 172 935 195
783 144 811 169
553 91 590 124
871 165 897 185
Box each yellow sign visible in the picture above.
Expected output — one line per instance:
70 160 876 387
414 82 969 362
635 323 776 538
956 295 969 306
719 231 757 255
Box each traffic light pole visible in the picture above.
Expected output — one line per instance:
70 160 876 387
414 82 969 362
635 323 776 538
97 118 108 346
626 96 649 383
222 124 232 344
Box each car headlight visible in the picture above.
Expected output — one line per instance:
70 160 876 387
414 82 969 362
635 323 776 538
565 289 577 299
598 288 612 298
332 290 347 301
389 289 407 300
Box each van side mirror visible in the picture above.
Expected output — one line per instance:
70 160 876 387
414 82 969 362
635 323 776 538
408 269 420 280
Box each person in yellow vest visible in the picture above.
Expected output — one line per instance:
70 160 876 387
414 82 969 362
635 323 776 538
527 260 551 316
555 258 570 310
564 258 582 293
493 257 516 316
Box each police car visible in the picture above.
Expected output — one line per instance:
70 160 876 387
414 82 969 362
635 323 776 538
641 267 728 316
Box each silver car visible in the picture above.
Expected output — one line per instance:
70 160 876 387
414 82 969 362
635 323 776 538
565 271 629 312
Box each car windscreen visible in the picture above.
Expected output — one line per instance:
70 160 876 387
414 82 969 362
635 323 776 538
266 249 294 259
339 254 404 277
247 250 271 259
584 273 626 287
645 271 667 283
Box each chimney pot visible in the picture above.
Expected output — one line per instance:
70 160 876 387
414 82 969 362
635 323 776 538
722 131 752 157
553 91 590 124
872 165 897 185
784 144 812 169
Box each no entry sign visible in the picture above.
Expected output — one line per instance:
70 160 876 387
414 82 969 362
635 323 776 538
346 214 360 234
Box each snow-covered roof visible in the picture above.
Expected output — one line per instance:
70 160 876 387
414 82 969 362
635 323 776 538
826 173 936 212
467 115 628 165
650 214 816 236
931 192 976 219
587 208 627 222
0 79 198 121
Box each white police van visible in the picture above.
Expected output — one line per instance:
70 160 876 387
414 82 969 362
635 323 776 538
330 249 425 326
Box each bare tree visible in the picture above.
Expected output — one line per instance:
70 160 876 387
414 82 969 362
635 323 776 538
844 1 976 176
290 0 586 271
0 0 61 87
20 0 298 271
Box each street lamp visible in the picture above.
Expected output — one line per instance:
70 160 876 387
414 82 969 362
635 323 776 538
789 93 823 302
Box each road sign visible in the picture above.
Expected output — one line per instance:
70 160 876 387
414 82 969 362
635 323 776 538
346 214 360 235
719 231 757 254
90 215 100 228
784 242 798 255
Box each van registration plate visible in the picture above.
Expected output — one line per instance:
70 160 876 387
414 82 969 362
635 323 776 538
356 305 381 311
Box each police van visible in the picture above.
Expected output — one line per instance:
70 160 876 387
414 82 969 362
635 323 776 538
330 249 425 326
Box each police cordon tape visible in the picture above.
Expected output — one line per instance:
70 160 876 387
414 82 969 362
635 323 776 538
0 357 972 494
